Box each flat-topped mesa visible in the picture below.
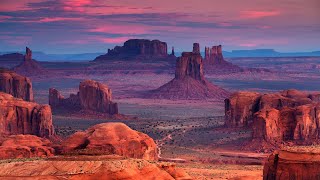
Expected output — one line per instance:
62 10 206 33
175 51 204 81
225 89 320 147
49 80 118 115
0 70 33 101
94 39 174 61
0 92 54 138
204 45 224 64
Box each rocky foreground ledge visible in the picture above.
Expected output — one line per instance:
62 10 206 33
263 146 320 180
0 155 192 179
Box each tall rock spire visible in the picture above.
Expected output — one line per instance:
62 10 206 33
24 47 32 61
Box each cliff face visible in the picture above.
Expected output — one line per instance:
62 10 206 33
150 43 230 100
0 70 33 101
225 89 320 146
49 80 118 115
0 92 54 138
264 148 320 180
94 39 173 61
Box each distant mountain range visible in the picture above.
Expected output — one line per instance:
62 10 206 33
1 49 320 61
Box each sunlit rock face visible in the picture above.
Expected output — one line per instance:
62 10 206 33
0 92 54 138
0 70 33 101
49 80 118 115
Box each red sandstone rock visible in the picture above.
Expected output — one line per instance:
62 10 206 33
60 123 158 160
0 134 54 159
13 47 46 76
0 92 54 138
263 147 320 180
151 44 230 100
0 70 33 101
0 156 192 179
49 80 118 115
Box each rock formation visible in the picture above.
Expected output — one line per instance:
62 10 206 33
60 123 158 160
0 135 54 159
0 53 24 68
0 92 54 138
0 70 33 101
171 46 175 56
13 47 46 76
264 147 320 180
193 43 200 54
150 43 230 100
94 39 176 61
49 80 118 115
225 89 320 146
204 44 242 72
0 156 192 179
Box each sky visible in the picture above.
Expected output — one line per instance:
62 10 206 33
0 0 319 54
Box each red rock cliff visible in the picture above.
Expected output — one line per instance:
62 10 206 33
0 92 54 138
0 70 33 101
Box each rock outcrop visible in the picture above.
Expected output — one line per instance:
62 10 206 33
0 156 192 179
0 70 33 101
225 89 320 146
60 123 158 160
263 147 320 180
150 43 230 100
94 39 175 61
49 80 118 115
0 53 24 68
0 135 54 159
13 47 46 76
204 45 242 72
0 92 54 138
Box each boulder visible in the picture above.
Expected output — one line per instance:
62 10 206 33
0 92 54 138
0 134 54 159
0 70 33 101
264 147 320 180
49 80 118 115
60 123 158 160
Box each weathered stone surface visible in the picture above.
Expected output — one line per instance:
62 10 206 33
0 156 192 179
49 80 118 115
0 70 33 101
13 47 46 76
226 89 320 147
0 134 54 159
225 91 261 127
0 92 54 138
151 43 230 100
193 43 200 54
264 147 320 180
60 123 158 160
94 39 174 61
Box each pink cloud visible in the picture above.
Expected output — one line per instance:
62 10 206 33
240 10 280 19
38 17 84 22
89 24 149 35
100 37 133 44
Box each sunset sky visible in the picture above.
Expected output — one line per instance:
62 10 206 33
0 0 319 53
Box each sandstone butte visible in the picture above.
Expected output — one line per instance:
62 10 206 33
0 69 33 101
49 79 118 115
94 39 176 61
0 155 192 180
13 47 46 76
263 146 320 180
0 134 54 159
150 43 230 100
225 89 320 147
0 92 54 138
60 123 158 161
